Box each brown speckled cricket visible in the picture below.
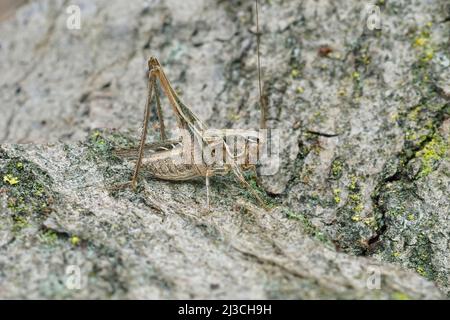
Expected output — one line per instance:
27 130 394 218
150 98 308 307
114 0 268 208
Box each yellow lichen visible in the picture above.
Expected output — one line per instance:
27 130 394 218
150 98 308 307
333 188 341 204
421 48 434 62
330 52 342 60
407 106 421 121
413 37 427 47
227 111 240 121
331 160 343 178
13 216 29 231
361 54 371 65
349 176 358 191
3 174 19 185
415 135 448 178
353 203 364 213
364 217 376 228
337 88 347 97
291 69 300 78
416 266 427 277
392 291 410 300
70 236 81 246
412 24 436 65
390 113 399 122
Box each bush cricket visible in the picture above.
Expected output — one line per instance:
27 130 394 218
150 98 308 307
114 0 269 208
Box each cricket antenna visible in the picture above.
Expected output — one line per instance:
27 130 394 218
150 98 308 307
255 0 267 129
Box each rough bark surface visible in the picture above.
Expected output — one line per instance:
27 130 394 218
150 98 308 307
0 0 449 298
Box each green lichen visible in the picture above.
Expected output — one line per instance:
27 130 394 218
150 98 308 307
38 230 58 245
12 216 30 232
84 129 137 190
386 206 405 217
87 130 113 159
245 174 277 208
285 210 332 245
1 157 54 221
85 129 135 164
407 106 421 121
409 234 437 281
333 171 382 253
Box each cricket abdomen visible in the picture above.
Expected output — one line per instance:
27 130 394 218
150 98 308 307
142 158 206 181
115 140 207 180
139 142 208 181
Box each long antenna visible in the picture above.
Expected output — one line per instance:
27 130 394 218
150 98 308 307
256 0 266 129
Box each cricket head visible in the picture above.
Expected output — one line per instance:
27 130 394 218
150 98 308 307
148 56 161 70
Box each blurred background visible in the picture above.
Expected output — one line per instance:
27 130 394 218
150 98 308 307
0 0 27 22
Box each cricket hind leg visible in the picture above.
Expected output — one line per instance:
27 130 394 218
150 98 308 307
130 70 157 190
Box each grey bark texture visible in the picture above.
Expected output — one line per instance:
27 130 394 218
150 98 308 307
0 0 449 299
